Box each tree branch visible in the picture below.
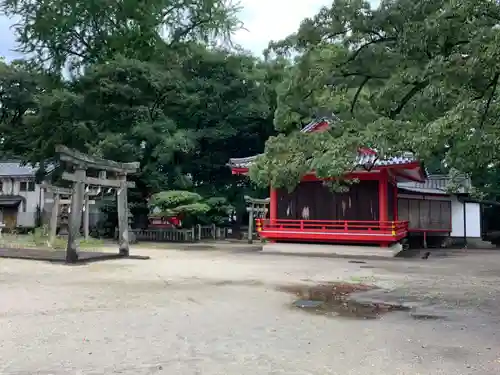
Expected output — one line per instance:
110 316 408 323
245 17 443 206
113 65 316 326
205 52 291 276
473 73 500 100
149 91 169 121
324 28 352 43
351 76 370 114
479 72 499 129
389 80 429 119
346 37 396 63
169 16 210 44
329 71 389 83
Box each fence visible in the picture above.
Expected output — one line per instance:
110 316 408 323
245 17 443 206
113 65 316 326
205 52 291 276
131 228 196 242
194 224 228 241
128 224 228 243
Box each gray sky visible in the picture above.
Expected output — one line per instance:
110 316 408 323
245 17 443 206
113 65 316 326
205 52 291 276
0 13 18 61
0 0 331 60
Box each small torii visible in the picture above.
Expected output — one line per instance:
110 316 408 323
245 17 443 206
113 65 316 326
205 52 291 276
244 196 269 244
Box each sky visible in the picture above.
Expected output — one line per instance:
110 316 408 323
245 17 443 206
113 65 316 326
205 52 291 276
233 0 331 54
0 0 331 61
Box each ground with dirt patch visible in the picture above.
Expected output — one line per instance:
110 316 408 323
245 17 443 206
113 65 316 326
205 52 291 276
1 247 499 374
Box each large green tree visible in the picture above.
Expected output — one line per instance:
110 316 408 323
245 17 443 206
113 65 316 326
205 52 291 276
0 0 285 220
0 59 61 162
251 0 500 197
1 0 242 72
173 45 281 195
0 50 280 217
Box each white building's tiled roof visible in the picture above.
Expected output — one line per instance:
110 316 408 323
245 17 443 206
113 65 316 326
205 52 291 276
0 161 55 177
397 174 471 195
0 162 38 177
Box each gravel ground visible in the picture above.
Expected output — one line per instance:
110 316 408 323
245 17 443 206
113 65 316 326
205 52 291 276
1 247 500 374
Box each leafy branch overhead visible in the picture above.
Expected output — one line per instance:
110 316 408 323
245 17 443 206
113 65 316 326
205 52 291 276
1 0 242 72
254 0 500 191
0 45 279 212
0 0 283 221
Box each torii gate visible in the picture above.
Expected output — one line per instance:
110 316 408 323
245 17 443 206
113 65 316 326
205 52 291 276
244 196 269 244
56 145 139 263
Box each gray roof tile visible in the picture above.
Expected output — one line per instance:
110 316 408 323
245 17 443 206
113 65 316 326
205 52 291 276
0 162 38 177
0 161 55 177
397 174 471 194
228 152 418 169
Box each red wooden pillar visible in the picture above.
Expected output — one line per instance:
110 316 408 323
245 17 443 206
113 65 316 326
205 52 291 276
378 171 389 247
393 181 398 221
378 170 389 223
270 186 277 222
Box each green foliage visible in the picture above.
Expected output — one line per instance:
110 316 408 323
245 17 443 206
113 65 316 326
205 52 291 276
0 49 280 209
149 190 210 217
149 191 234 225
150 190 204 213
0 60 58 160
1 0 242 72
202 197 234 225
255 0 500 197
0 0 286 218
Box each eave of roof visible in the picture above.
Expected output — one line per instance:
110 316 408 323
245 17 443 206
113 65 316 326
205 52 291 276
397 174 471 195
397 186 449 195
0 160 56 178
228 152 418 169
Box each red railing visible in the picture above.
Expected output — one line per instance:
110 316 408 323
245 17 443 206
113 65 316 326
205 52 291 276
256 219 409 236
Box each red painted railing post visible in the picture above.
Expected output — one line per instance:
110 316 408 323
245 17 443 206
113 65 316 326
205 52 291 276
344 221 348 232
300 220 304 230
270 187 277 224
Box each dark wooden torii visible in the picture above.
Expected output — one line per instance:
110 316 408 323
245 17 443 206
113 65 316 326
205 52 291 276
56 145 139 262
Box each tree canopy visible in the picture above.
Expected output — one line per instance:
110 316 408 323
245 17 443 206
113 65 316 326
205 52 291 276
0 0 281 222
2 0 500 223
250 0 500 196
1 0 242 72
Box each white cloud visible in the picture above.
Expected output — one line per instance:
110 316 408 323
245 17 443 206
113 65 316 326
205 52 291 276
233 0 331 55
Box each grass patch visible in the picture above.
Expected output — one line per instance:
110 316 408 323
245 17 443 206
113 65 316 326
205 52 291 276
0 227 104 250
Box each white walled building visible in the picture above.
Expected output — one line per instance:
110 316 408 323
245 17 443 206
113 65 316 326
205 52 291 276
450 197 481 238
397 175 482 243
0 161 46 229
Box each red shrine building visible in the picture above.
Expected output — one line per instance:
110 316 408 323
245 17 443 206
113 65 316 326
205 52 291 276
228 117 479 247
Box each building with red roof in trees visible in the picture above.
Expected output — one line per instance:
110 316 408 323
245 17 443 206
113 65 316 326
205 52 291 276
228 116 482 249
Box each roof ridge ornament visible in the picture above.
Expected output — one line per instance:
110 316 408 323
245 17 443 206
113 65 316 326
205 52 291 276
301 113 340 133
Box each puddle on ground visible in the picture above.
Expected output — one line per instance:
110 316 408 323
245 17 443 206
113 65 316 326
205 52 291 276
211 280 264 287
278 282 411 319
410 312 447 320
